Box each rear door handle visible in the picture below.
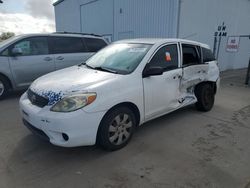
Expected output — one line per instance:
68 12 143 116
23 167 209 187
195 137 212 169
198 70 206 73
44 57 52 61
56 56 64 60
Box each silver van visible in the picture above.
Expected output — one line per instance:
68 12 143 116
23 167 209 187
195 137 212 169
0 32 108 99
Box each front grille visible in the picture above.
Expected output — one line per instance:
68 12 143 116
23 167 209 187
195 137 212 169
27 89 49 108
23 119 49 141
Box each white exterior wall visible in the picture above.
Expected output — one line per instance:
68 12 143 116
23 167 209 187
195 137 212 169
178 0 250 71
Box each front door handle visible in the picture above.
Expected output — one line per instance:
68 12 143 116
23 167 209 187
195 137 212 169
173 75 182 80
44 57 52 61
56 56 64 61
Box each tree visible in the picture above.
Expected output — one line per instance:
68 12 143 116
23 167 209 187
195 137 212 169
0 32 15 42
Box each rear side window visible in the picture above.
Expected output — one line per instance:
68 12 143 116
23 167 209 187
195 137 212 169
149 44 179 71
182 44 200 66
202 47 216 62
51 37 87 54
84 38 107 52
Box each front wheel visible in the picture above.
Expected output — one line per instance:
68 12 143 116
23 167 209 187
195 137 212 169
97 107 136 151
195 83 215 112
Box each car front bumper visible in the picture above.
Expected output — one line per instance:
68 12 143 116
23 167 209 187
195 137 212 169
19 92 106 147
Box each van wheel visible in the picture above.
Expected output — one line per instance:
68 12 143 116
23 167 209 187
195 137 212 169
97 107 136 151
0 76 10 100
195 83 215 112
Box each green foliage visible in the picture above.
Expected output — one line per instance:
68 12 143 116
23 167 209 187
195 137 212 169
0 32 15 42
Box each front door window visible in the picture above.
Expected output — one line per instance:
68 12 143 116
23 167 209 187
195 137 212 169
148 44 179 71
12 37 49 56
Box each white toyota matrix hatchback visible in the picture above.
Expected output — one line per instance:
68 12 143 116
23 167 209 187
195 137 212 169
20 39 220 151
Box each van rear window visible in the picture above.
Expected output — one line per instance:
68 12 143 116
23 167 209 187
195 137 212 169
84 38 107 52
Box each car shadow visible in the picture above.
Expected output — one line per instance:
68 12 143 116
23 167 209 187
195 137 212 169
136 105 198 133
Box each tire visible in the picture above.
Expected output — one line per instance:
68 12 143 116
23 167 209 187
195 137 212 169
97 107 136 151
0 75 10 100
195 83 215 112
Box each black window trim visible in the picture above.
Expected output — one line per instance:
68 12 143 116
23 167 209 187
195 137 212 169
181 43 204 68
145 42 181 73
197 45 203 64
7 36 50 57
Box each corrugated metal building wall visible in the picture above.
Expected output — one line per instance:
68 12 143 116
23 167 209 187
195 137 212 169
55 0 179 41
80 0 114 39
54 0 250 71
54 0 81 32
113 0 179 40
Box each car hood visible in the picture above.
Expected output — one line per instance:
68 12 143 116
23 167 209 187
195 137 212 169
30 66 118 105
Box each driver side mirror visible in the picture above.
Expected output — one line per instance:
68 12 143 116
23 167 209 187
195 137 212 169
143 65 164 78
11 47 23 56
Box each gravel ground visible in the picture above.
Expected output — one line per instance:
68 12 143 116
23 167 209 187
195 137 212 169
0 69 250 188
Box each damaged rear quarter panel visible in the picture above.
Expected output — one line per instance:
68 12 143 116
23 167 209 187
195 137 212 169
181 62 219 92
206 61 220 82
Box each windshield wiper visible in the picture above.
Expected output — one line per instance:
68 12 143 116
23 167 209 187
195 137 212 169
79 62 95 69
78 62 86 67
79 63 117 74
94 66 118 74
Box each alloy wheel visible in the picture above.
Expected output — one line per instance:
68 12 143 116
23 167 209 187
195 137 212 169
108 113 133 145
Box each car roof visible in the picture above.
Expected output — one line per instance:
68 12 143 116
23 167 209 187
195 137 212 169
114 38 211 49
14 33 105 39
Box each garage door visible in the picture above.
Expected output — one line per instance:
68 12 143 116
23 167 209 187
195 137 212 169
80 0 114 40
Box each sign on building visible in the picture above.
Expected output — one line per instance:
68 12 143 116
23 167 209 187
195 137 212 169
226 36 240 52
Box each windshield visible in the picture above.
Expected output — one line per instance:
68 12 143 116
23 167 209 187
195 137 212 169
85 43 152 74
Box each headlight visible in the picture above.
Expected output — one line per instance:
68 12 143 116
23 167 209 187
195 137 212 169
50 93 96 112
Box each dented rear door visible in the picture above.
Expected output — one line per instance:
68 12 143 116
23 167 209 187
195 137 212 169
181 44 209 91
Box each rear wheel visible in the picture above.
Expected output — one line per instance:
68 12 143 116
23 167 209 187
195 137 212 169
195 83 215 112
97 107 136 151
0 76 10 100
